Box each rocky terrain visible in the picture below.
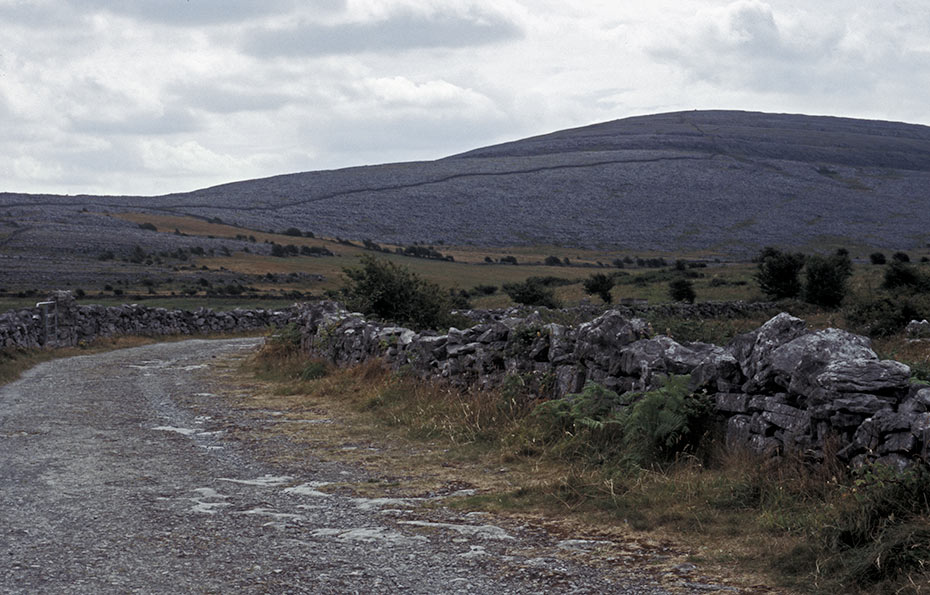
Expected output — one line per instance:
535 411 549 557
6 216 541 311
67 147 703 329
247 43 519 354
2 110 930 272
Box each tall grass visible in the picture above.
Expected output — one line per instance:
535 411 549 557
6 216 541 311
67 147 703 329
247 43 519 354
248 342 930 594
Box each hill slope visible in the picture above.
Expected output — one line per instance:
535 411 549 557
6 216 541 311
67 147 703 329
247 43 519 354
3 110 930 257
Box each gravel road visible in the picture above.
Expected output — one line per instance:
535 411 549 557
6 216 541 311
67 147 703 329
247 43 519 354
0 338 771 594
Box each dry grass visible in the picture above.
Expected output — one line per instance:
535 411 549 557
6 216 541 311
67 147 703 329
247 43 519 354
232 339 930 594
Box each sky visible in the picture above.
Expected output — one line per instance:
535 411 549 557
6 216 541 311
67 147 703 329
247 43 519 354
2 0 929 196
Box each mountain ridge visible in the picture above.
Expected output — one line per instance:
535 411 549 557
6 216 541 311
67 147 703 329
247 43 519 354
3 109 930 257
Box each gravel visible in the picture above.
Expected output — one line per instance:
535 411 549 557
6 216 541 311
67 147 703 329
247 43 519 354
1 338 775 593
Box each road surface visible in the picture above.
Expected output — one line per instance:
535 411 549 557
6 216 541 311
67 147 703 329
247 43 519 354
0 338 767 594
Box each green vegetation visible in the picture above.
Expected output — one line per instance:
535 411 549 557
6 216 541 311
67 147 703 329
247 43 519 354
668 277 696 303
502 278 561 309
754 246 806 300
582 273 614 303
245 342 930 593
803 249 852 308
340 255 453 329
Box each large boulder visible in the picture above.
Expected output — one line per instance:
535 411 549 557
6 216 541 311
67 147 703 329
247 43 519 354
730 313 808 392
573 310 650 361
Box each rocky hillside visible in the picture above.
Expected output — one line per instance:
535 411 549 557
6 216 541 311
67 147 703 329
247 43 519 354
3 110 930 257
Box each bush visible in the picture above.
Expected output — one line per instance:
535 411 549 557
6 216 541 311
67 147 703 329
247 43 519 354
754 247 805 300
803 250 852 308
583 273 614 303
138 222 157 232
341 256 453 329
668 278 696 303
502 278 561 308
528 377 711 468
891 251 911 263
544 255 564 266
882 261 927 292
869 252 887 265
844 292 930 337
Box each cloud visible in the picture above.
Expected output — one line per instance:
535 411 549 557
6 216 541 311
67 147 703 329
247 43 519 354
69 108 200 136
170 82 295 114
242 7 522 57
648 1 846 92
67 0 339 26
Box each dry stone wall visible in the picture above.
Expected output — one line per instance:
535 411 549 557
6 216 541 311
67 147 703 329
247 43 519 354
294 301 930 468
0 291 293 349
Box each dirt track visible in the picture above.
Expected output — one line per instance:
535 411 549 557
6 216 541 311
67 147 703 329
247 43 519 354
0 338 771 594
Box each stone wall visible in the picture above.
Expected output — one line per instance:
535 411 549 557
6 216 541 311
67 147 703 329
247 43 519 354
0 291 292 350
294 301 930 468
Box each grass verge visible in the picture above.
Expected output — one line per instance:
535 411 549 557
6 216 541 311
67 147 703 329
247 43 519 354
240 335 930 594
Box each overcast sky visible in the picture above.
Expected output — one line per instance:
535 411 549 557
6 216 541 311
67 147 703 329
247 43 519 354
2 0 929 196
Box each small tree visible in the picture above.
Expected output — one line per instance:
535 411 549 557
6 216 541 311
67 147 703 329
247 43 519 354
870 252 887 265
883 261 925 291
754 247 805 300
502 278 560 308
341 256 452 329
892 251 911 263
668 278 696 303
583 273 615 304
804 250 852 308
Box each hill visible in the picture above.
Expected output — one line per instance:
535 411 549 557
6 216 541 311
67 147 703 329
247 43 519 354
1 109 929 293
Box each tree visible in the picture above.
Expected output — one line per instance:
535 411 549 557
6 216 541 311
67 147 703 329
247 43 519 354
883 261 925 291
583 273 615 303
502 278 561 308
804 250 852 308
892 251 911 263
668 278 696 303
341 256 452 329
754 247 805 300
869 252 887 265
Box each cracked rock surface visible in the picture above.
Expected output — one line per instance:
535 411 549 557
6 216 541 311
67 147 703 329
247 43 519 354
1 338 771 593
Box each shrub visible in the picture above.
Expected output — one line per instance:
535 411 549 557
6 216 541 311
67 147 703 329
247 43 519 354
138 222 157 232
668 278 696 303
341 255 452 329
528 376 711 468
843 292 930 337
283 227 303 237
891 251 911 263
582 273 614 303
754 247 805 300
803 250 852 308
499 255 518 265
869 252 887 265
544 255 564 266
502 278 561 308
882 261 927 291
472 284 498 296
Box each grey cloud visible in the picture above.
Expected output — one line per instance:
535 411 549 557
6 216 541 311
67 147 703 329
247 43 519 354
170 83 294 114
69 108 200 136
242 9 523 57
68 0 342 26
303 110 511 161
